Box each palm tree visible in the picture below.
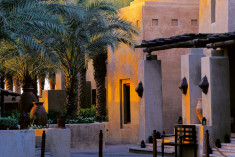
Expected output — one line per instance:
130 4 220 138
45 1 119 118
91 14 138 121
0 0 65 53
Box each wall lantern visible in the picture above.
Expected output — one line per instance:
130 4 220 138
202 117 207 125
135 82 144 98
178 77 188 95
178 116 183 124
199 75 209 94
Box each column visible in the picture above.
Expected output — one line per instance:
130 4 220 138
201 49 230 141
181 48 205 124
56 70 65 90
138 56 163 142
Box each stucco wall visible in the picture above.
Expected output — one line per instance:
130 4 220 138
199 0 228 33
142 1 199 134
104 0 199 144
106 2 144 143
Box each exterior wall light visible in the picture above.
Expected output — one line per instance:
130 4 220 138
178 77 188 95
135 81 143 98
202 117 207 125
178 116 183 124
199 75 209 94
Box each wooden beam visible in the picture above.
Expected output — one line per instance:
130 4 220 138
206 40 235 49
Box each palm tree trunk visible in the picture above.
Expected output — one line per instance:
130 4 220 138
93 52 107 121
32 76 38 97
0 71 5 117
5 73 13 91
65 73 78 119
38 74 46 96
49 71 55 90
78 67 87 109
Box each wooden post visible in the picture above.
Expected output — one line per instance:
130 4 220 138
99 130 103 157
153 130 157 157
205 130 209 157
41 130 46 157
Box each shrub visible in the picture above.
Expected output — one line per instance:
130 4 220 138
47 110 61 124
79 105 96 118
66 117 95 124
5 110 20 121
0 118 18 130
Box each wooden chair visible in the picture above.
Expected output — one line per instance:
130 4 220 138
161 125 197 157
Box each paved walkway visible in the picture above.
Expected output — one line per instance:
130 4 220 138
71 144 154 157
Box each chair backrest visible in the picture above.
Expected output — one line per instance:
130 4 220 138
174 125 196 144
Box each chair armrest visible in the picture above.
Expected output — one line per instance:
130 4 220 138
161 134 175 138
161 134 175 145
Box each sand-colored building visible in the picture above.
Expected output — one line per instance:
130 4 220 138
86 0 199 143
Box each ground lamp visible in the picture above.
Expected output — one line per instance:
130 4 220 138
202 117 207 125
148 136 153 143
178 116 183 124
141 140 146 148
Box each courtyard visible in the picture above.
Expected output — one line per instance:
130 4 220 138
0 0 235 157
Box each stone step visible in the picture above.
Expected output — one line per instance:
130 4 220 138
203 154 223 157
35 148 51 157
145 143 175 151
221 143 235 150
230 138 235 144
212 148 235 156
129 147 174 156
231 133 235 138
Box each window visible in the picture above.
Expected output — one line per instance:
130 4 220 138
123 83 131 124
120 79 131 128
152 19 159 26
191 19 198 26
211 0 216 23
172 19 178 26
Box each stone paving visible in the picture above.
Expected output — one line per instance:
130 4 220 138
71 144 154 157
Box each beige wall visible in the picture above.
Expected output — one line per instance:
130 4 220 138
142 1 199 134
199 0 229 33
106 2 144 143
103 0 199 144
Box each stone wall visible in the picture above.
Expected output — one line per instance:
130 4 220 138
0 130 35 157
42 90 66 112
49 123 105 149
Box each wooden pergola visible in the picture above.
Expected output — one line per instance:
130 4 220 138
135 32 235 53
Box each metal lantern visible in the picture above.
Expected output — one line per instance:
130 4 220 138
199 75 209 94
178 116 183 124
135 82 144 98
178 77 188 95
140 140 146 148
